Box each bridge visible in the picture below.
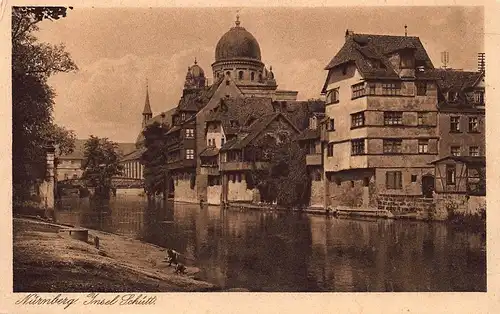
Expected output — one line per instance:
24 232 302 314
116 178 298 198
57 177 144 189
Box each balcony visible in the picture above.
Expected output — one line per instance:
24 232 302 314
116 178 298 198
200 166 220 176
306 154 322 166
220 161 270 172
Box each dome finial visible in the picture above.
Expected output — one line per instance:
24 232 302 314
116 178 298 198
194 57 197 65
235 10 241 27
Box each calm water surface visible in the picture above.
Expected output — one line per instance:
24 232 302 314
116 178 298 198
55 195 486 292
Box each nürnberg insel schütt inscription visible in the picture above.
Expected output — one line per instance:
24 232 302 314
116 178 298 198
15 293 157 309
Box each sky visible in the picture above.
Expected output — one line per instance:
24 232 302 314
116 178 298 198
35 6 484 143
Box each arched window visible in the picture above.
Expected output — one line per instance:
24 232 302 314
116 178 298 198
251 72 255 81
226 71 231 77
238 71 244 80
258 73 262 81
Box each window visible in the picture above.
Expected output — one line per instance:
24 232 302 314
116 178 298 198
236 173 241 182
450 116 460 132
386 171 402 189
450 146 461 156
185 128 194 138
418 140 429 154
367 83 376 95
411 174 417 183
259 73 263 81
351 112 365 128
448 91 457 102
382 82 401 96
400 52 414 69
417 112 425 125
313 171 322 181
181 112 186 121
384 112 403 125
326 88 339 104
229 174 234 182
335 178 341 186
238 71 244 80
251 72 255 81
351 139 365 155
186 149 194 160
416 81 427 96
469 117 479 132
474 91 484 105
469 146 479 156
383 139 402 154
226 80 230 86
351 83 365 99
328 118 335 131
327 143 334 157
446 164 456 185
221 138 225 146
363 177 370 187
226 71 231 77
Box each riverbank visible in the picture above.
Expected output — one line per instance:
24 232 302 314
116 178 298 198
13 217 220 292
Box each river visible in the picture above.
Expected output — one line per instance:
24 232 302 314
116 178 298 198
54 195 486 292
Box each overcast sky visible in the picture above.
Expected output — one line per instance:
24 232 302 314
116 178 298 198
36 6 484 143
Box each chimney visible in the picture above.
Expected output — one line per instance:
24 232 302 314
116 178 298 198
478 52 485 72
345 29 354 41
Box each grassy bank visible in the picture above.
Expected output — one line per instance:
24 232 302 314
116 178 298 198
13 218 219 292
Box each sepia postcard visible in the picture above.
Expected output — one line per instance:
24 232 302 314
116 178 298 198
2 0 500 313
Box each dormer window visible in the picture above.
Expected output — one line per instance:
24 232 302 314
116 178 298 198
474 91 484 105
309 117 317 129
238 71 244 80
400 51 415 69
448 91 458 102
226 71 231 77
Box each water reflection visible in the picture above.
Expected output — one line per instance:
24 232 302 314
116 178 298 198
55 196 486 292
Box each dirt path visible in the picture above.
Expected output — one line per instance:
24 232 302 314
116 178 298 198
13 218 219 292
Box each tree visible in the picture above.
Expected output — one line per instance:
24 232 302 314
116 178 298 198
12 6 77 201
247 134 310 207
140 121 170 197
81 136 124 199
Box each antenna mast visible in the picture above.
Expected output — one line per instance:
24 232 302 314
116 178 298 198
441 51 449 69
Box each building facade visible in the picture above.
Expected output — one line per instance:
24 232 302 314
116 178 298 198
320 30 441 208
435 69 485 159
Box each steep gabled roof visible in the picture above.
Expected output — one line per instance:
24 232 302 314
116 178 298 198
221 112 300 151
324 33 434 80
434 69 484 110
178 80 222 112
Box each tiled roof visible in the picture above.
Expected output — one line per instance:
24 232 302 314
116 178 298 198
430 156 485 166
58 139 86 159
323 33 434 90
433 69 484 110
59 139 136 160
434 69 482 92
178 80 222 112
199 146 219 157
120 147 146 162
221 112 300 151
295 128 320 141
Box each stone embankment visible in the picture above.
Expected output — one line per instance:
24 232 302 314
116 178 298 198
13 218 219 292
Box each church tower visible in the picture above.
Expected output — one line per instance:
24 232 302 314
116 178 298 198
142 82 152 128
